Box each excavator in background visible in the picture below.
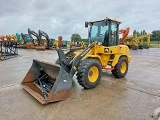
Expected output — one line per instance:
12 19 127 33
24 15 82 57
38 30 53 49
58 36 62 48
16 33 22 44
53 39 58 48
21 17 131 104
21 33 34 49
4 34 17 42
5 35 18 42
137 34 150 49
0 36 5 41
125 34 150 50
28 28 45 50
10 34 18 42
16 33 27 48
70 41 85 49
5 35 11 41
118 27 150 50
119 27 130 45
51 36 63 48
21 33 31 44
38 30 62 49
28 28 39 45
126 35 139 50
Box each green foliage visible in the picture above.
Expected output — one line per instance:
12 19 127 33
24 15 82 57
142 30 147 35
133 30 147 36
143 42 148 47
133 30 136 36
136 32 140 36
81 38 89 42
151 30 160 41
70 33 82 42
152 30 160 37
131 29 160 47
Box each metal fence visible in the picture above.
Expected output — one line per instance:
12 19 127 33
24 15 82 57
0 41 18 60
150 40 160 48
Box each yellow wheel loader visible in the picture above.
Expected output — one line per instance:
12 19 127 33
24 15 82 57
21 17 131 104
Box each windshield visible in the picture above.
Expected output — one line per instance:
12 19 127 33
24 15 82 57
89 21 109 42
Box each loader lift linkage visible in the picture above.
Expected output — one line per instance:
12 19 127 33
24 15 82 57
34 43 94 100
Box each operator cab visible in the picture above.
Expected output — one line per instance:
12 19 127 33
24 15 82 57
85 17 121 46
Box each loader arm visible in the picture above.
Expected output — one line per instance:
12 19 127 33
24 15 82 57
70 42 95 76
56 42 95 77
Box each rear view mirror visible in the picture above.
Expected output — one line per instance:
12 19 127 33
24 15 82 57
85 21 88 27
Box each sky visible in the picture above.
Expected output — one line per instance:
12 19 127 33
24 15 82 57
0 0 159 40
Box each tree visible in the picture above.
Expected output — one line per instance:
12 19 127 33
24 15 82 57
152 30 160 37
81 38 89 42
133 30 136 36
136 31 140 36
70 33 82 42
151 30 160 41
142 30 147 35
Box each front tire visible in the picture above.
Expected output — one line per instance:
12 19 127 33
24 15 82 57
76 59 102 89
112 56 128 78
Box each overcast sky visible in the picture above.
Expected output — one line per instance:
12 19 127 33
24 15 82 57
0 0 159 40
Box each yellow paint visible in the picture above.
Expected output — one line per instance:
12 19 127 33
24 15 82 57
88 66 99 82
120 61 127 73
73 66 77 70
125 34 150 47
53 40 58 47
72 42 131 69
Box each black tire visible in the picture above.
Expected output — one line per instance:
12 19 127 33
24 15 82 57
111 56 128 78
132 45 138 50
138 45 143 49
76 59 102 89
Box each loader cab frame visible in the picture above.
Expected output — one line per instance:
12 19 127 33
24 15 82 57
86 18 121 46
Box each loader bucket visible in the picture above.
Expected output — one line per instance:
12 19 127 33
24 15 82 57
21 59 72 104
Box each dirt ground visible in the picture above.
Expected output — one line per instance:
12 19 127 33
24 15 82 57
0 48 160 120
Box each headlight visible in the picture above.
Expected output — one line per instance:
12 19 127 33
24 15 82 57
98 41 102 45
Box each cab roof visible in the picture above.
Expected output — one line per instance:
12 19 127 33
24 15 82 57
88 17 121 24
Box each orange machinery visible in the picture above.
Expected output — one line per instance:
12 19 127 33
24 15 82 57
58 36 62 48
119 27 130 44
0 36 5 41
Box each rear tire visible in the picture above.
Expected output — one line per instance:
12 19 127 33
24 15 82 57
112 56 128 78
76 59 102 89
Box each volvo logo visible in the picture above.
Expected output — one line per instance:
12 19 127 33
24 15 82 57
104 48 109 52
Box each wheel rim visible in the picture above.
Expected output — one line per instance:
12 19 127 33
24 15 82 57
120 62 127 74
88 66 99 82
